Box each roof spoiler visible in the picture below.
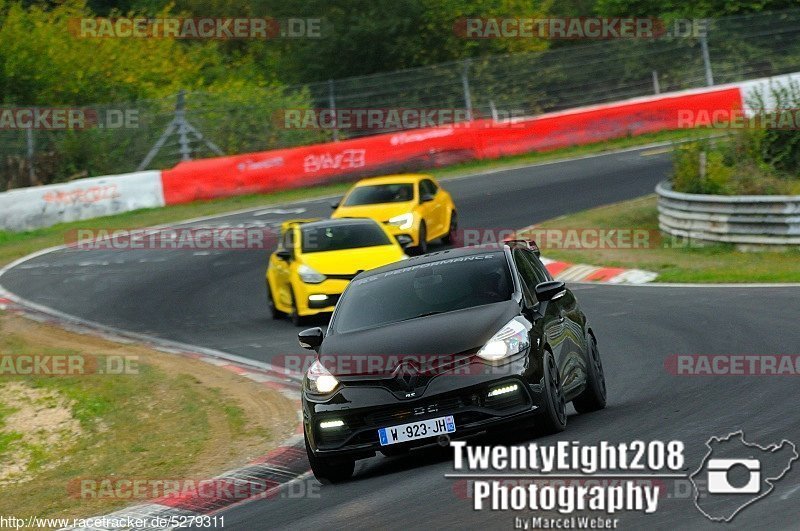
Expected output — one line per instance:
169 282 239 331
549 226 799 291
504 238 541 257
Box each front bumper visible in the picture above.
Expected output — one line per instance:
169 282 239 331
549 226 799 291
383 221 419 247
304 355 543 458
293 278 351 316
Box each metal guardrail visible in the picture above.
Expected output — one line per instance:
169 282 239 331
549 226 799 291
656 181 800 246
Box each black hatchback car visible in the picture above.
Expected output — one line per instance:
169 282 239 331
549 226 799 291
298 241 607 483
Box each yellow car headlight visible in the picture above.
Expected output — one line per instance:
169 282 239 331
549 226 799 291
387 213 414 230
298 264 326 284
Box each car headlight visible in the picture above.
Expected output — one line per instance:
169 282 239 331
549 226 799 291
476 317 532 361
306 359 339 394
387 213 414 230
298 264 326 284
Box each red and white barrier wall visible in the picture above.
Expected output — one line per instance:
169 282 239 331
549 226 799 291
2 72 798 231
0 171 165 231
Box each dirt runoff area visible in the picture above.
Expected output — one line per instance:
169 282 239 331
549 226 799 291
0 311 298 522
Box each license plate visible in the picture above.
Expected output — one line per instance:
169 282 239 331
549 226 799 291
378 415 456 446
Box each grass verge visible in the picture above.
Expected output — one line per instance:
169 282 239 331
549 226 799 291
0 313 297 524
534 195 800 283
0 128 714 268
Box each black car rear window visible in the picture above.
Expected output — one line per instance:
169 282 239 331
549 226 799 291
342 184 414 205
301 223 391 253
332 252 512 333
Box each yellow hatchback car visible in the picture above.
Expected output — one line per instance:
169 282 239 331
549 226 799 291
266 218 406 325
331 174 457 254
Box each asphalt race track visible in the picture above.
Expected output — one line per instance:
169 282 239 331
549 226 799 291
2 145 799 530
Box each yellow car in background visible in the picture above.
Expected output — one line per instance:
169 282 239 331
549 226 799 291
266 218 406 325
331 174 457 254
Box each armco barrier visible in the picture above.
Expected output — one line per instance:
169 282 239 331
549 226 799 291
656 181 800 246
0 171 165 231
160 86 743 205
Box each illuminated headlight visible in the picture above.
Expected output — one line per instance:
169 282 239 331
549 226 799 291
487 384 519 397
387 213 414 230
476 317 532 362
298 264 326 284
308 294 328 302
320 419 344 429
306 359 339 394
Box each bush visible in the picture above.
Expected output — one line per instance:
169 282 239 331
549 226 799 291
672 80 800 195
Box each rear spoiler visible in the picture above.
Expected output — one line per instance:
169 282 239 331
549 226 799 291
504 238 541 257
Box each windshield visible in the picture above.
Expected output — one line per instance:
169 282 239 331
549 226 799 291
332 252 512 333
342 184 414 206
301 223 392 254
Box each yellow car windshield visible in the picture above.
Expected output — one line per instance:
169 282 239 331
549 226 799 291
301 223 392 253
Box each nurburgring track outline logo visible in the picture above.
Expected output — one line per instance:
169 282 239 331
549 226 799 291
689 431 798 522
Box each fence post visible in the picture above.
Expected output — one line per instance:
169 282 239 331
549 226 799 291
328 79 339 141
176 90 192 162
138 90 223 171
652 70 661 94
461 59 473 121
699 20 714 86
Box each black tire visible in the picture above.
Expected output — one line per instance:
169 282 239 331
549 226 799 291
266 281 285 320
534 352 567 435
442 211 458 245
289 290 306 327
305 433 354 484
572 333 607 413
414 222 428 255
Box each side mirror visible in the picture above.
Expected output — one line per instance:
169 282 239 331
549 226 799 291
275 249 292 261
298 327 324 351
535 281 566 302
420 193 435 203
330 201 340 210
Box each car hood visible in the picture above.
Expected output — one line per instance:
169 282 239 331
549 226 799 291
332 202 415 223
319 300 520 376
301 245 405 276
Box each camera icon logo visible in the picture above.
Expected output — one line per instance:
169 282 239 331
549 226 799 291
690 431 798 522
706 458 760 494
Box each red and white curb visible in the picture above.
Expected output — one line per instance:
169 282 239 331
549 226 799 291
540 257 658 284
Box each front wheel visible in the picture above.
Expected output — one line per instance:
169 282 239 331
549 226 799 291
414 222 428 255
266 281 285 320
572 333 607 413
442 211 458 245
533 352 567 436
289 290 307 327
305 434 354 484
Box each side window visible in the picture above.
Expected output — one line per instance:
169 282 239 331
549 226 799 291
420 179 437 197
522 250 551 283
513 250 538 305
423 179 438 195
